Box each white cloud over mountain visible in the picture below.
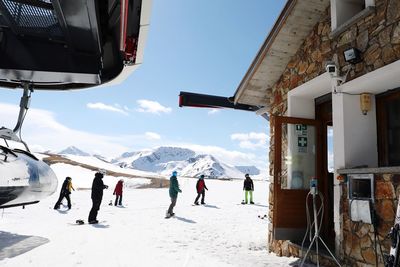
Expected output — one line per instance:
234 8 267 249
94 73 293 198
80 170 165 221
145 132 161 140
230 132 269 150
87 102 129 115
136 99 172 114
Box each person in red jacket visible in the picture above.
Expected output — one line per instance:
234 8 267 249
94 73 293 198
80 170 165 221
113 179 124 206
194 175 208 205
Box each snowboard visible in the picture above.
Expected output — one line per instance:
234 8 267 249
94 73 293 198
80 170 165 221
191 203 205 206
240 201 256 205
165 213 175 219
385 200 400 267
69 219 106 225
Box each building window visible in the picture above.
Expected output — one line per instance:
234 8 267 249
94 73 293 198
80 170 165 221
377 89 400 166
330 0 375 32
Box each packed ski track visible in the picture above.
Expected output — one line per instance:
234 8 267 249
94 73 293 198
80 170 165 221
0 164 308 266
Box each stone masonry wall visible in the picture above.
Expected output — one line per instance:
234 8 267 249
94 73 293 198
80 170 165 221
341 173 400 266
268 0 400 263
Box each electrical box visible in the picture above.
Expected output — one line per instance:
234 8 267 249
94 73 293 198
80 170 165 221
348 173 374 202
348 174 374 223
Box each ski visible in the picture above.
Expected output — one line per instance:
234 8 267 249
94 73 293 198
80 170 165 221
385 198 400 266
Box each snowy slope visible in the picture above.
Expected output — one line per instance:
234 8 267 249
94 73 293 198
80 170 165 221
0 163 306 267
60 154 162 179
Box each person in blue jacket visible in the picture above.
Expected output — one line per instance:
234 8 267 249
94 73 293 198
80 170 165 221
166 171 182 218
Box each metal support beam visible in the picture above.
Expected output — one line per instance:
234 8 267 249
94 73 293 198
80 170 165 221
0 83 32 151
179 91 269 120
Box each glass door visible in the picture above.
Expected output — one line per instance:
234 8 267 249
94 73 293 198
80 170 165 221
273 116 321 240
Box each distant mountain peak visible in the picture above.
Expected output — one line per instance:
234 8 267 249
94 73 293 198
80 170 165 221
59 146 90 156
111 146 259 179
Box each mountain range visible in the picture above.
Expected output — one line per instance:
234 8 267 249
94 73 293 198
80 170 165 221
57 146 260 179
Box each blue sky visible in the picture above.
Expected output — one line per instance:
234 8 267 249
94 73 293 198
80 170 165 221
0 0 287 171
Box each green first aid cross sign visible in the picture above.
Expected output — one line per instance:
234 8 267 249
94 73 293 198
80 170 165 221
298 137 307 147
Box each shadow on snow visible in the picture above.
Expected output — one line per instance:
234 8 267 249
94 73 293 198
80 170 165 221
203 204 220 209
174 216 196 224
0 231 49 260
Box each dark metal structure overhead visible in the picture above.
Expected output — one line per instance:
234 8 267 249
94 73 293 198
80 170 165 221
179 91 269 120
0 0 150 90
179 91 257 111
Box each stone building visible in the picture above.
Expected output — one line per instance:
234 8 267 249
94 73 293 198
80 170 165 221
231 0 400 266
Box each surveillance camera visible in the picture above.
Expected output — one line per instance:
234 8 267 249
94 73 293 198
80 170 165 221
326 65 336 73
325 62 337 74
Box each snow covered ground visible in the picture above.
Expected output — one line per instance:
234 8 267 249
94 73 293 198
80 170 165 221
0 166 304 267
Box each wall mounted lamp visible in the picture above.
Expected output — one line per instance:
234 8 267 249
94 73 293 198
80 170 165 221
360 93 371 115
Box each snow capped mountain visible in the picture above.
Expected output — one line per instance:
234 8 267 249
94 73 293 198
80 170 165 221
54 146 261 179
58 146 90 156
112 146 259 179
113 147 195 172
178 154 244 178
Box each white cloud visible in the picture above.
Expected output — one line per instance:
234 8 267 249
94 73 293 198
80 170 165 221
136 100 172 114
145 132 161 140
208 109 220 115
87 102 129 115
231 132 269 150
0 103 159 157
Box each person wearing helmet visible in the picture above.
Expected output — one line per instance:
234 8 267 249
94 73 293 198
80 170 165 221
54 177 75 210
88 172 109 224
243 173 254 204
113 179 124 206
166 171 182 218
194 174 208 205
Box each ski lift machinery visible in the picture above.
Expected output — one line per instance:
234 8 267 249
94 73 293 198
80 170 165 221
0 0 152 208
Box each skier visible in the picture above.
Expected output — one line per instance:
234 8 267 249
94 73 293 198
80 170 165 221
54 177 74 210
88 171 108 224
242 173 254 204
166 171 181 218
194 174 208 205
113 179 124 206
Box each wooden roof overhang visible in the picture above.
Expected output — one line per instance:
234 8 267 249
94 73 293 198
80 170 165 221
234 0 330 108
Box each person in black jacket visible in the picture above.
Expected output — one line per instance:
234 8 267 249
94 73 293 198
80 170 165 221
243 173 254 204
88 171 108 224
54 177 74 210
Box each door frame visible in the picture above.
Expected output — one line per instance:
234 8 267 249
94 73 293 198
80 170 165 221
315 96 335 245
273 115 322 240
